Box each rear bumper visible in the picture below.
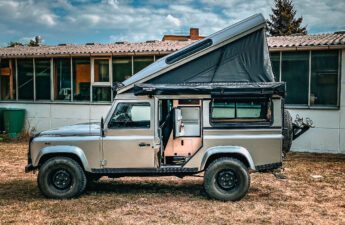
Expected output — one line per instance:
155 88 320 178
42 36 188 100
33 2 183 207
25 164 34 173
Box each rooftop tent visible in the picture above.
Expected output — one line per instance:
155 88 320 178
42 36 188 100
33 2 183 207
118 14 275 93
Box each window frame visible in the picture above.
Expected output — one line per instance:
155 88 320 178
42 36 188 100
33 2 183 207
91 57 112 102
34 58 52 101
107 101 152 129
209 97 274 128
271 49 341 109
53 58 72 102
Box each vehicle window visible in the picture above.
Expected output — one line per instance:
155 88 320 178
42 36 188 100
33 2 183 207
211 99 271 124
108 102 150 128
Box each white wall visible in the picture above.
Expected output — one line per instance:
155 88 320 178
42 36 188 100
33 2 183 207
0 103 111 133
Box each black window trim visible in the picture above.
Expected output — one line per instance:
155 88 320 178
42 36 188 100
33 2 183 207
209 96 274 128
108 102 151 129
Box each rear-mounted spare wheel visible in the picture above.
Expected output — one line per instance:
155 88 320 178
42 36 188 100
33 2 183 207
282 109 293 158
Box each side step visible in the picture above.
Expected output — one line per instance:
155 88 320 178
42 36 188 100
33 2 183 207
91 167 199 176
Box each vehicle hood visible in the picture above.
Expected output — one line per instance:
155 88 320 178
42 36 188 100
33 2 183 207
39 122 100 136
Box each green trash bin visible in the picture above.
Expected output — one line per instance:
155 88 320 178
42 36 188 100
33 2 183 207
3 108 26 139
0 107 6 133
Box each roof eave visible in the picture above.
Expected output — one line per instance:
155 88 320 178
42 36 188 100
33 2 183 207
269 44 345 51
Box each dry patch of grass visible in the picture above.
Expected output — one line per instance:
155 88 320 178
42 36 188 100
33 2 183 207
0 142 345 224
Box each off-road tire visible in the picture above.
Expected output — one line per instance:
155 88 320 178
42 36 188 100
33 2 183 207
282 109 293 157
38 157 87 199
204 157 250 201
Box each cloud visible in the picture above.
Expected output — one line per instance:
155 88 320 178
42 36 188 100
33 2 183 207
39 14 57 26
166 14 181 26
0 0 344 46
0 0 58 27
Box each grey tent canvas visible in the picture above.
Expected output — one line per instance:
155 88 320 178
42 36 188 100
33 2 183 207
118 13 275 93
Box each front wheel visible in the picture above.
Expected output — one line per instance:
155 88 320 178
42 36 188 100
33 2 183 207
204 157 250 201
38 157 87 199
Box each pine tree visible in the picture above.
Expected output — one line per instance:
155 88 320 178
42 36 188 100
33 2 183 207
267 0 307 36
8 42 23 47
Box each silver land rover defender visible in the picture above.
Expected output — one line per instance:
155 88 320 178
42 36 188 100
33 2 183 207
25 14 311 201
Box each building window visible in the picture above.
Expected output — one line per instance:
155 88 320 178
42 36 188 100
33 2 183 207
94 59 109 82
35 59 51 100
310 50 339 106
92 86 111 102
272 50 340 107
91 58 111 102
281 51 309 105
134 56 154 74
113 57 132 83
73 58 90 101
210 98 271 125
54 58 71 101
17 59 34 100
0 59 15 100
270 52 280 82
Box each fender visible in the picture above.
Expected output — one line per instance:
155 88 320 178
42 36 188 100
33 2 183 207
200 146 256 171
33 145 91 172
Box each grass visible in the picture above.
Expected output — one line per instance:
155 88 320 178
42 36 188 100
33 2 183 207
0 142 345 224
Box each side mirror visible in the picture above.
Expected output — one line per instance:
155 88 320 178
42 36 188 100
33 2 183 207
101 117 105 137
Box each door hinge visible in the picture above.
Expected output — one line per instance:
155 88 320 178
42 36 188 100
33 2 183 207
100 160 107 166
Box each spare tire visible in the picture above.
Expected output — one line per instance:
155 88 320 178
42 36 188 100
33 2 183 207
282 109 293 158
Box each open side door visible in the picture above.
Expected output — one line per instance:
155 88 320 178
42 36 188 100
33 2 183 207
163 100 203 165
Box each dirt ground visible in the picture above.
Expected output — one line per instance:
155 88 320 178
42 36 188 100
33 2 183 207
0 142 344 225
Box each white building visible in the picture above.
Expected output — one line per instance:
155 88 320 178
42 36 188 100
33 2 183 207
1 31 345 154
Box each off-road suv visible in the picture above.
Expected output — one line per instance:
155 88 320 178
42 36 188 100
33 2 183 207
25 14 310 201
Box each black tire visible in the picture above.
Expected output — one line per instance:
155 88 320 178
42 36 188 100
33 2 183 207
38 157 87 199
282 109 293 157
204 157 250 201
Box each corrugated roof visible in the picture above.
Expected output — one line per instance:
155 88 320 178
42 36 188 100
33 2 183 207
1 32 345 57
267 32 345 48
0 40 194 57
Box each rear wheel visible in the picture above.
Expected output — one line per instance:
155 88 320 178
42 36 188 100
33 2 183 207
204 157 250 201
38 157 87 199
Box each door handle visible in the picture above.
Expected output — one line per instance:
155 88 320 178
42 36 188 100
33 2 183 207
139 143 150 147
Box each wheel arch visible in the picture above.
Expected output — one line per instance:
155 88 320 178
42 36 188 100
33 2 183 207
34 145 92 172
201 146 256 171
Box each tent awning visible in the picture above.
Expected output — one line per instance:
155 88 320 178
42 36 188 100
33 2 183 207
133 82 285 97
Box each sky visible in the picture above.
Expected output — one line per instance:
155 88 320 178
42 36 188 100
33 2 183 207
0 0 344 47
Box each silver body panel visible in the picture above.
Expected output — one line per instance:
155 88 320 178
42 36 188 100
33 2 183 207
29 92 283 173
31 135 101 170
102 98 156 168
